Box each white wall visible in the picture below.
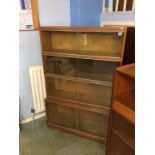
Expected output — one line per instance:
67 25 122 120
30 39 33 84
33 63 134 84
19 31 42 120
38 0 70 26
20 1 71 121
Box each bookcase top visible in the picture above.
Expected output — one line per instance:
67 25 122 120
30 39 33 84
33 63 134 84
39 26 127 32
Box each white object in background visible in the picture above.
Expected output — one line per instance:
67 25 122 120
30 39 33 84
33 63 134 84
132 0 135 11
115 0 119 12
103 0 135 13
29 65 46 113
19 10 33 29
108 0 113 12
102 0 105 12
123 0 127 11
100 11 135 26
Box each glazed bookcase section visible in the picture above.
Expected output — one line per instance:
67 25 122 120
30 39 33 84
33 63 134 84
79 109 109 138
43 56 119 83
47 102 77 130
46 102 109 140
46 76 112 108
41 30 125 61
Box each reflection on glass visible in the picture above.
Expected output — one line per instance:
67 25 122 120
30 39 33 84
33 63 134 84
47 76 112 108
45 56 118 82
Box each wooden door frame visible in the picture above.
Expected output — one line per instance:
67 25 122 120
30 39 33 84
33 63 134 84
30 0 40 29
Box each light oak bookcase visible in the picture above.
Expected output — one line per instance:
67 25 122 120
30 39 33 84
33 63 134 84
39 26 127 144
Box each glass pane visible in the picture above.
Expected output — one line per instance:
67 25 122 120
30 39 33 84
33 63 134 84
45 56 118 82
51 32 78 51
47 103 77 129
78 32 122 54
46 77 77 101
78 59 118 82
79 82 112 107
45 56 77 77
42 31 123 58
46 76 112 108
79 109 109 138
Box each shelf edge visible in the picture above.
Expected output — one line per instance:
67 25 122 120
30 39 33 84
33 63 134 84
43 51 121 62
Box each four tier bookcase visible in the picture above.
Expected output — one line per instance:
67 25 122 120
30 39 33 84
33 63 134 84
39 26 127 144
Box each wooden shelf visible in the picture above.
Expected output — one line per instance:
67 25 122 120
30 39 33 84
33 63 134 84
46 96 110 112
46 89 111 110
43 50 121 62
114 90 135 109
113 129 135 149
112 100 135 124
47 123 107 144
79 72 113 83
45 73 112 86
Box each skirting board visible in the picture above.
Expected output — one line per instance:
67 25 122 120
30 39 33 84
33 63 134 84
20 112 46 124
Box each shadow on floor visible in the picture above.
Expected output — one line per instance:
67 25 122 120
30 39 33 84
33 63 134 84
20 117 106 155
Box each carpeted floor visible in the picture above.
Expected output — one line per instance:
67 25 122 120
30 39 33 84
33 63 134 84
19 117 106 155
